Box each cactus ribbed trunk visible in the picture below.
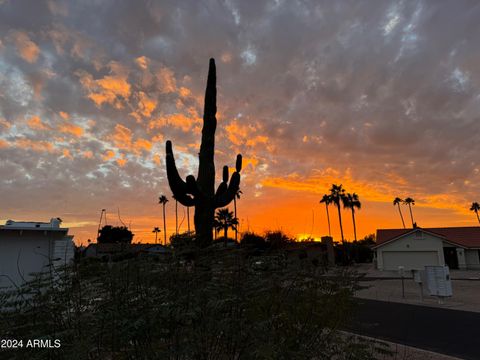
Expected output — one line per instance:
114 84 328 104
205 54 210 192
165 59 242 247
194 59 217 246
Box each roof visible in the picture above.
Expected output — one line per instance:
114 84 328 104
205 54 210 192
375 226 480 249
1 218 66 231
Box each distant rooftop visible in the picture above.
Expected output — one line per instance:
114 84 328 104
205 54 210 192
1 218 66 231
376 226 480 248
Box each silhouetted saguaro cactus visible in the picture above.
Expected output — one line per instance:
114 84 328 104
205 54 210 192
166 58 242 247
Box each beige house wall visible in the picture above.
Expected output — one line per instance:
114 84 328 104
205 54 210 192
376 231 445 271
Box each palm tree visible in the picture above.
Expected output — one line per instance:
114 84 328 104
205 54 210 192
158 195 169 245
214 208 238 245
344 193 361 242
329 184 347 243
393 197 406 229
319 194 332 236
152 227 161 244
233 189 242 242
470 202 480 224
403 197 415 228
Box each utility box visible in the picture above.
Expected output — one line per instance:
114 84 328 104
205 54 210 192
425 265 452 297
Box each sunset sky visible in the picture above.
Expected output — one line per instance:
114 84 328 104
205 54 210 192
1 0 479 245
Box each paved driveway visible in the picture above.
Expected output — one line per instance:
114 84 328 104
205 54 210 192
347 298 480 360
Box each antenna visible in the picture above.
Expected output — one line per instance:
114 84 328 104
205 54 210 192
97 209 106 240
117 208 127 227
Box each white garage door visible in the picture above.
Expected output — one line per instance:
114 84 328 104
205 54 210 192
382 251 439 271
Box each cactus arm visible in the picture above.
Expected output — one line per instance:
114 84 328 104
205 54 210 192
215 171 241 208
166 140 195 206
215 156 242 208
214 165 229 199
173 193 195 207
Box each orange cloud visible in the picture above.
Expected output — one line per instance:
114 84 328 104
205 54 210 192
0 118 11 129
224 120 269 147
83 150 93 159
152 154 161 165
102 149 115 161
112 124 132 147
134 138 152 153
137 91 157 117
76 62 131 108
59 111 70 120
242 157 259 171
116 155 127 167
0 139 9 149
149 113 201 132
178 87 191 98
58 122 84 137
111 124 152 155
9 31 40 63
27 116 48 130
62 148 73 159
135 56 149 70
156 66 176 93
14 139 54 152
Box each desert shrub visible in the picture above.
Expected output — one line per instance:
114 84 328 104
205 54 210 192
240 231 266 249
0 248 386 360
169 231 196 249
264 230 293 249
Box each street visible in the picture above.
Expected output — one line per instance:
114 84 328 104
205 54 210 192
347 298 480 360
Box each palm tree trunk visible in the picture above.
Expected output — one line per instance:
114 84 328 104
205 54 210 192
175 200 178 234
234 197 238 242
351 209 357 242
337 203 346 264
476 210 480 225
397 204 406 228
337 203 344 243
187 206 190 232
163 204 167 246
408 204 414 227
325 204 331 236
224 225 228 239
155 232 158 244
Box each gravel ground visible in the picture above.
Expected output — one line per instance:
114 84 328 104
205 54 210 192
344 332 463 360
351 264 480 313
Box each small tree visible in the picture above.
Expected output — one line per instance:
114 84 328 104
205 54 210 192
214 208 238 243
159 195 169 245
152 227 161 244
470 202 480 224
97 225 133 244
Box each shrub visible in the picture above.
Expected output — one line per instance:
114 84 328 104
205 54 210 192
0 248 387 359
240 231 266 249
97 225 133 244
264 230 293 249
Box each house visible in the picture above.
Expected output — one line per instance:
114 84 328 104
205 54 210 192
0 218 75 288
373 227 480 271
